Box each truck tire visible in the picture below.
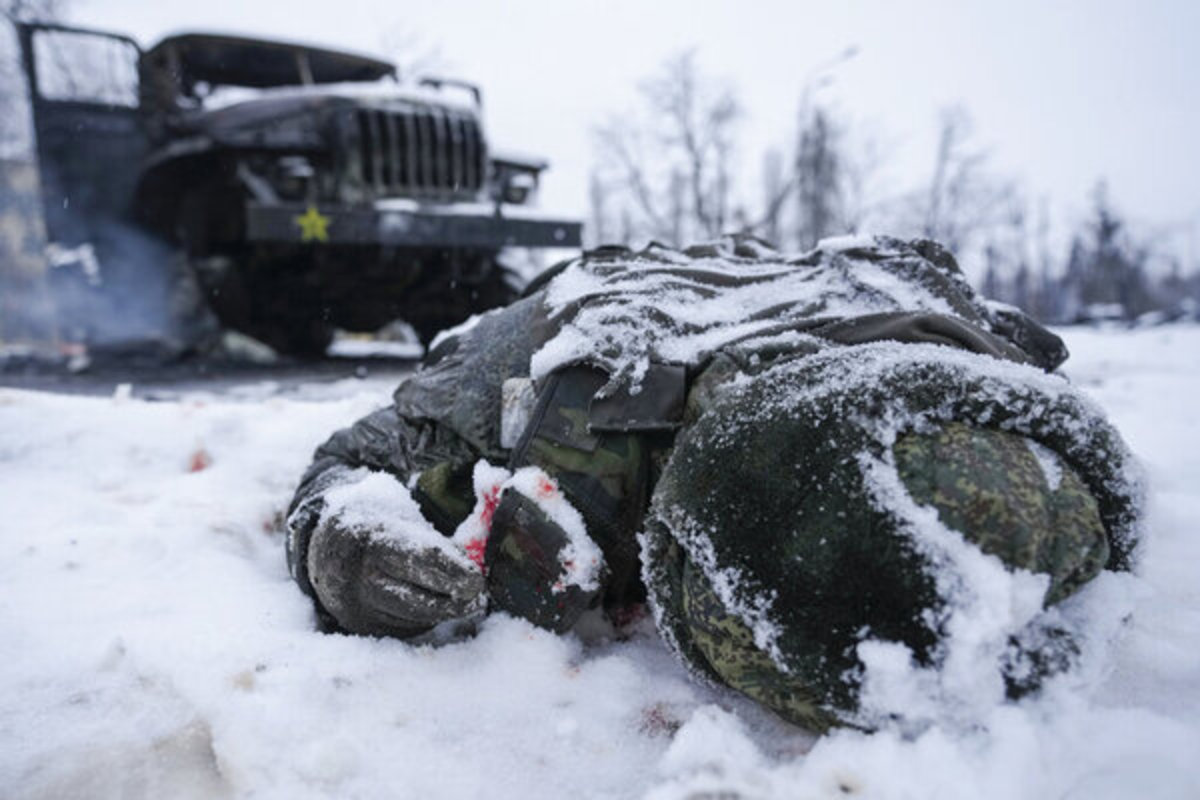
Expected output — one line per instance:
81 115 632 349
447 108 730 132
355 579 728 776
249 315 335 357
175 185 336 358
407 261 521 346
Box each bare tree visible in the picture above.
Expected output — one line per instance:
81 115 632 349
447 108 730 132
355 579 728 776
593 51 1030 267
917 106 1016 255
593 50 741 246
378 23 448 82
747 100 885 250
975 182 1197 325
586 170 609 248
838 128 887 235
748 48 861 249
1061 182 1156 320
592 122 670 242
642 51 740 238
792 107 843 249
979 194 1030 300
759 147 785 247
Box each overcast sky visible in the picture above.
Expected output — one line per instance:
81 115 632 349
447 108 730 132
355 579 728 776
74 0 1200 263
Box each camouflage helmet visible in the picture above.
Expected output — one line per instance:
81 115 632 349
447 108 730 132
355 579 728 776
641 342 1141 730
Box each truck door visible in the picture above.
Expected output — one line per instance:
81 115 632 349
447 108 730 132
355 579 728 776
16 23 145 246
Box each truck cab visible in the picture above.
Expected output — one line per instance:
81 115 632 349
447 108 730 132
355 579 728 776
16 22 580 354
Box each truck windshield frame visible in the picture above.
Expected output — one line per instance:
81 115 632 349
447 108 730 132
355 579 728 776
26 24 141 107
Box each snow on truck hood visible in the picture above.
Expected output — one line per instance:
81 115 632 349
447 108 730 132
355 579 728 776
199 80 480 115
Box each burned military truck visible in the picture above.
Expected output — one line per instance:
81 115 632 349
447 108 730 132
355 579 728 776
15 22 581 354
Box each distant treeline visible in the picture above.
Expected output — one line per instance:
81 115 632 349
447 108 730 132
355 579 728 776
588 52 1198 326
980 185 1199 325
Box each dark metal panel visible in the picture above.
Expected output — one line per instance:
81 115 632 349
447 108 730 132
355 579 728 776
472 119 486 192
377 110 395 189
418 111 434 189
144 32 395 87
366 109 384 192
355 109 374 192
384 112 401 187
351 106 483 202
462 116 477 192
17 24 148 246
403 112 418 192
433 108 449 191
449 112 465 192
246 202 582 249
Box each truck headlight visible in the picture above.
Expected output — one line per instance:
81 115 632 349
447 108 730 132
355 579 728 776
276 156 315 200
502 171 537 205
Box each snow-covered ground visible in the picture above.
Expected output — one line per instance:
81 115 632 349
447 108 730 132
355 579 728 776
1 325 1198 800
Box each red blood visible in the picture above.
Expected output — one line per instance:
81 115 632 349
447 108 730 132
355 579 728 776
479 485 502 529
639 703 681 737
188 449 212 473
610 603 648 629
464 538 487 569
464 485 503 571
536 476 557 498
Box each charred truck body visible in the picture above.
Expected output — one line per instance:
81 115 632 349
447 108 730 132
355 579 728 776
16 23 581 353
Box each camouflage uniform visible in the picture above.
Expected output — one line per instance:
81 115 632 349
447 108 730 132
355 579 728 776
287 236 1140 729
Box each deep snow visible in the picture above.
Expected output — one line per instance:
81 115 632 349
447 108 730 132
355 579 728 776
1 326 1198 799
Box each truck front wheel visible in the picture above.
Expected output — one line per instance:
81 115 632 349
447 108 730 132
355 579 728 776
406 260 521 346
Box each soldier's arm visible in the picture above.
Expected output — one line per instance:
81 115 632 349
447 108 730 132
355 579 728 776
286 406 484 637
287 406 412 596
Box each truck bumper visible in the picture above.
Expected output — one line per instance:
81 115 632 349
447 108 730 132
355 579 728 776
245 201 581 249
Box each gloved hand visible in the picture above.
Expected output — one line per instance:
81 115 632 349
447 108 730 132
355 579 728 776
307 512 486 639
485 489 604 633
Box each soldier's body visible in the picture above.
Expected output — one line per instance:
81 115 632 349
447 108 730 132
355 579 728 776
286 236 1141 730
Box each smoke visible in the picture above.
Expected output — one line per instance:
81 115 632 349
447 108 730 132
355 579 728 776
47 221 217 356
0 159 218 360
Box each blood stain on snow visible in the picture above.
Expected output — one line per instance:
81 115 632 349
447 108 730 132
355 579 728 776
611 603 648 629
464 538 487 569
638 702 683 738
479 485 502 529
260 512 284 534
188 449 212 473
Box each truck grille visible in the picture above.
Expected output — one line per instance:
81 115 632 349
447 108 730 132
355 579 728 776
355 107 485 200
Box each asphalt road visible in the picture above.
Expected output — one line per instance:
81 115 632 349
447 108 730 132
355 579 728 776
0 350 420 400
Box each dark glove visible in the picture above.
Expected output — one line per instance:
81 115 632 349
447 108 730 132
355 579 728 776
485 491 603 633
307 513 485 639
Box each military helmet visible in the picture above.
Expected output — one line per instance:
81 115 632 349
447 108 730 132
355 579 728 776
641 342 1141 730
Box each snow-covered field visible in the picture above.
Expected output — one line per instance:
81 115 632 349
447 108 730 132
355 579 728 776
1 325 1198 800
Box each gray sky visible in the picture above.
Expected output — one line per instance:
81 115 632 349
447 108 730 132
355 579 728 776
76 0 1200 262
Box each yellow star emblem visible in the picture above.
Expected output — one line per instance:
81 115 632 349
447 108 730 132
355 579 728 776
294 206 330 243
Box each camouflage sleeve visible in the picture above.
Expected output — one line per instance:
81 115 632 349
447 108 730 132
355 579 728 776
285 405 480 601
